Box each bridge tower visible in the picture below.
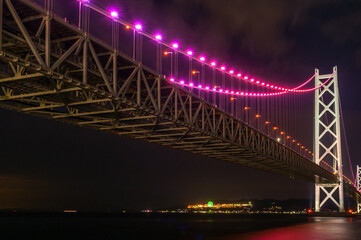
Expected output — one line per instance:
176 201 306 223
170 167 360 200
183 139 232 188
314 66 344 212
357 165 361 213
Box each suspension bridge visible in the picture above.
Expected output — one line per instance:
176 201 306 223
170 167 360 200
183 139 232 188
0 0 360 212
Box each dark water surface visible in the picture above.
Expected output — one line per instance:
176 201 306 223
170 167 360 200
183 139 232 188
0 213 359 240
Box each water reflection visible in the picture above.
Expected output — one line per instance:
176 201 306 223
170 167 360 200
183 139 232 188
220 217 360 240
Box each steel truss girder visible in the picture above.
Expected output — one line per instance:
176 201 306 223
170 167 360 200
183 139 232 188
0 0 350 188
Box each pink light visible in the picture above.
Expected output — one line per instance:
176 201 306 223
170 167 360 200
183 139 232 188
186 50 193 56
213 88 217 91
266 84 269 87
244 76 248 80
256 81 260 84
200 56 206 61
250 78 254 82
241 92 244 95
262 82 265 85
172 43 179 49
230 91 234 94
221 66 226 71
189 83 194 87
180 80 185 85
170 78 175 82
219 89 223 92
155 34 162 41
229 70 234 74
236 92 239 95
205 86 210 90
81 0 90 3
198 84 202 88
135 24 142 31
237 73 242 77
271 85 274 88
225 90 229 93
211 61 216 66
110 11 119 19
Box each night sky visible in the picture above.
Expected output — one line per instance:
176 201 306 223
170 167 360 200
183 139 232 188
1 0 361 211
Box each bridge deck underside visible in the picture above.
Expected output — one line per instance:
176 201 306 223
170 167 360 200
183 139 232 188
0 0 345 187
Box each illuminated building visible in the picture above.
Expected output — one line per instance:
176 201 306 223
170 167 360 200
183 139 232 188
187 201 253 210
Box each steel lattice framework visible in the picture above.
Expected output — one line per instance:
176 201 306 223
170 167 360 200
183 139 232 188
0 0 360 203
356 165 361 213
314 67 344 212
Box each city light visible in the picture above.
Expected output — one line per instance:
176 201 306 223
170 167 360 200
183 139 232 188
186 50 193 56
188 202 252 209
211 61 216 66
172 42 179 49
200 56 205 61
221 66 226 71
125 25 130 29
229 70 234 74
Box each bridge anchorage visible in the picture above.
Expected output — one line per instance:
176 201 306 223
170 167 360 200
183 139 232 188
0 0 360 212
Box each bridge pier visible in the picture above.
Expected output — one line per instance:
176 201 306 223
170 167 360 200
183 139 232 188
314 67 344 212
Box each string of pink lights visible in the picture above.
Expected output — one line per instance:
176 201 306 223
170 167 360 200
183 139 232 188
78 0 322 93
169 72 334 97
